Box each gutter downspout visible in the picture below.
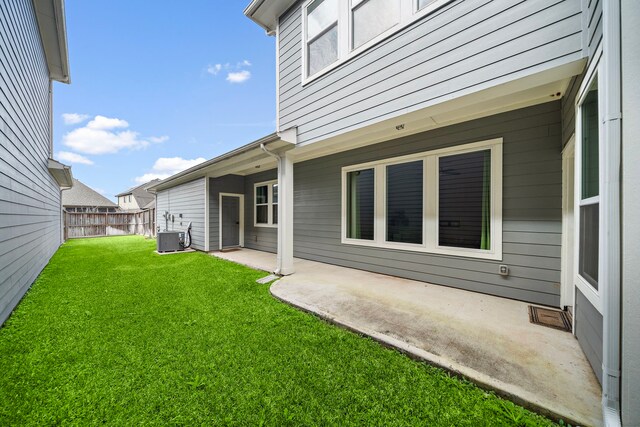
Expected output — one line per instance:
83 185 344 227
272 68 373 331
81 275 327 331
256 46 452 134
260 143 284 275
49 79 54 157
601 0 622 425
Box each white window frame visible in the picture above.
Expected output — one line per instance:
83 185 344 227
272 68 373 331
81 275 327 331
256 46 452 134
301 0 453 84
254 180 278 228
341 138 503 260
573 47 603 313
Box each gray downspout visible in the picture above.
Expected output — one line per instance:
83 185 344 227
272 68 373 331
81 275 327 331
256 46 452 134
260 143 283 275
601 0 622 425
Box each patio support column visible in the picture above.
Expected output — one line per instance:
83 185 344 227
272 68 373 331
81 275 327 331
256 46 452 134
277 151 295 275
261 141 295 276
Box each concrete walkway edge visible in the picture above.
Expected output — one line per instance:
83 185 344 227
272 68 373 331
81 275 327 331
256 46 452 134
270 280 586 427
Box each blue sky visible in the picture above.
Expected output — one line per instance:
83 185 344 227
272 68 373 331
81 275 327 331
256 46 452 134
54 1 276 199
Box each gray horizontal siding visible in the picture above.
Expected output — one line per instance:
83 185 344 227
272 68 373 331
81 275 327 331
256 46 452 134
155 178 205 251
0 0 62 325
244 169 277 253
585 0 602 63
278 0 583 145
292 102 563 307
575 287 603 384
209 175 245 250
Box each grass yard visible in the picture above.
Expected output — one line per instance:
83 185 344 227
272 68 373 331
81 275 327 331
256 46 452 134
0 236 558 426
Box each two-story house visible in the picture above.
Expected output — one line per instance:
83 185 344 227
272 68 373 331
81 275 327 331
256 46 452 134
149 1 638 424
115 179 159 212
0 0 72 325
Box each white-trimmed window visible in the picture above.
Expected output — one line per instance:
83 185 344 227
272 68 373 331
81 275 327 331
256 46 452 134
351 0 400 50
342 139 503 260
302 0 453 81
254 180 278 227
575 65 602 311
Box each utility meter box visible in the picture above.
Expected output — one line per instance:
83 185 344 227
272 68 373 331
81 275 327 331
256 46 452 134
157 231 183 252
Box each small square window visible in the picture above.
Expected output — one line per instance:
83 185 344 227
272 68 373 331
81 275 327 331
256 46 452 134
254 181 278 227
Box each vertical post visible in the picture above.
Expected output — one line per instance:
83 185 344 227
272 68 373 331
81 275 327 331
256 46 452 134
601 0 622 424
204 176 210 252
621 1 640 423
278 151 295 275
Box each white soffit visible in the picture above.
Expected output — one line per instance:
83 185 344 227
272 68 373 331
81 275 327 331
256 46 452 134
33 0 70 83
244 0 298 33
291 59 586 163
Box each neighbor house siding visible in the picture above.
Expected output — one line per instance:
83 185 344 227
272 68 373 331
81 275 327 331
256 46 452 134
575 287 603 384
278 0 583 146
244 169 277 253
209 175 245 251
293 102 563 307
0 0 62 325
155 178 205 251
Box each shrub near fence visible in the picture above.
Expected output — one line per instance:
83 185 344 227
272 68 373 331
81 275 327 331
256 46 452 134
64 209 156 239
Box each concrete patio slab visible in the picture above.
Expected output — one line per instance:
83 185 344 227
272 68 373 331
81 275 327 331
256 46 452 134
212 249 602 426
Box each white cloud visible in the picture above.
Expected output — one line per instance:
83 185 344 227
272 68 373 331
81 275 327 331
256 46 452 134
62 113 90 125
57 151 94 165
62 115 167 155
226 70 251 84
207 60 252 83
86 115 129 130
207 64 222 75
134 156 207 184
148 136 169 143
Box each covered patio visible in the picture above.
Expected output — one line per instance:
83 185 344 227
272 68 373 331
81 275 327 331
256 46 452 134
212 248 602 427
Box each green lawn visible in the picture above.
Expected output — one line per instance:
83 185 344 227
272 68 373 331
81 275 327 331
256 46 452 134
0 236 557 426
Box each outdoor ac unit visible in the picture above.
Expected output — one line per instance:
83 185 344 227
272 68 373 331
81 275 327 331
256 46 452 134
157 231 183 252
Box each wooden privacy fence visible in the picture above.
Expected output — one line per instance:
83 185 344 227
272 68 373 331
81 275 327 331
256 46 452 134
64 209 156 239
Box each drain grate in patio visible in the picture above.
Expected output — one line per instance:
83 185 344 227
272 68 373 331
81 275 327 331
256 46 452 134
528 306 572 332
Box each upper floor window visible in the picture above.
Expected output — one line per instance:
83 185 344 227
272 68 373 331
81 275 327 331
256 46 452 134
352 0 400 49
306 0 339 76
302 0 452 81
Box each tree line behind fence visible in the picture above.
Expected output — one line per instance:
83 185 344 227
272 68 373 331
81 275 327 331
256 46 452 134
64 209 156 239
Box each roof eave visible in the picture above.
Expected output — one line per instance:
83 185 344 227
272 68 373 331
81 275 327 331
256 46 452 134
48 158 73 188
33 0 70 83
244 0 298 33
147 132 281 192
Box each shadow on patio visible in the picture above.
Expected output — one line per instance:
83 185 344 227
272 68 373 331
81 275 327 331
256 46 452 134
212 248 602 427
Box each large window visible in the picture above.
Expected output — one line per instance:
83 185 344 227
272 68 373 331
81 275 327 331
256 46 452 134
254 180 278 227
438 150 491 250
346 169 375 240
352 0 400 50
306 0 339 76
386 160 423 244
302 0 453 79
577 78 600 291
342 139 502 260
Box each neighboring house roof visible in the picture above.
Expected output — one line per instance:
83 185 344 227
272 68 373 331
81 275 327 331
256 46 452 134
116 179 160 208
32 0 70 83
62 179 117 208
142 199 155 210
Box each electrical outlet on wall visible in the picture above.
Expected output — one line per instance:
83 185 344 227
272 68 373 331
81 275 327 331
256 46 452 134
499 265 509 276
